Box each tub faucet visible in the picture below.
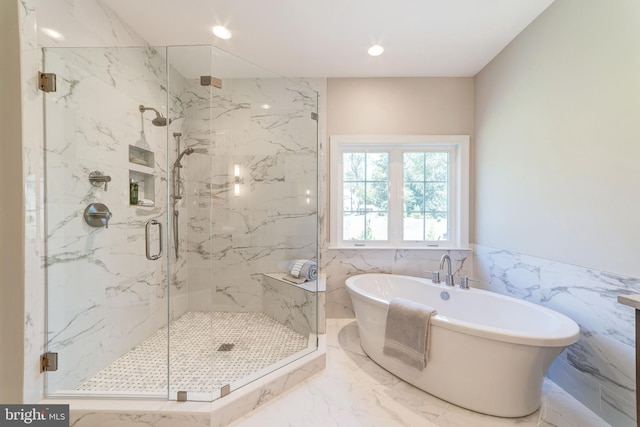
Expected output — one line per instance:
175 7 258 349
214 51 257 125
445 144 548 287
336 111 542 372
439 254 455 287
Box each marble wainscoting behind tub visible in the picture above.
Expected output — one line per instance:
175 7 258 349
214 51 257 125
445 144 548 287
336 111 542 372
472 244 640 427
321 248 472 318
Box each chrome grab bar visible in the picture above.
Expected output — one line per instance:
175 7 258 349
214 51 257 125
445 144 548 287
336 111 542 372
145 219 163 260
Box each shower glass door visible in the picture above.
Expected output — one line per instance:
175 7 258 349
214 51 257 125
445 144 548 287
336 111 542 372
166 45 319 401
43 43 319 401
43 46 171 397
166 45 218 401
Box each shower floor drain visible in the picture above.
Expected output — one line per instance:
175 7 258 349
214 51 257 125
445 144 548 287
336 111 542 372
217 343 234 352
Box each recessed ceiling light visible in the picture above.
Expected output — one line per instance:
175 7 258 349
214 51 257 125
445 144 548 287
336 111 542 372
41 27 64 41
261 104 271 110
368 45 384 57
212 25 231 40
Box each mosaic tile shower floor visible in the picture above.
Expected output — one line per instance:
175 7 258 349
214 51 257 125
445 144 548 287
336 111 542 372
77 311 309 394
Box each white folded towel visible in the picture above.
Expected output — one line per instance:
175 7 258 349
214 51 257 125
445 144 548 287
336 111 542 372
383 297 437 370
137 199 155 207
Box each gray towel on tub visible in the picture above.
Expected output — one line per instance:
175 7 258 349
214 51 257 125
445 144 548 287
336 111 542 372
383 297 437 370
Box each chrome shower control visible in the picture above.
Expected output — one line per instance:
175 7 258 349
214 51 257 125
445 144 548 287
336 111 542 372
89 171 112 191
84 203 113 228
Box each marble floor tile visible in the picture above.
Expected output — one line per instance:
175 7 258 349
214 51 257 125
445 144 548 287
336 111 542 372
229 319 610 427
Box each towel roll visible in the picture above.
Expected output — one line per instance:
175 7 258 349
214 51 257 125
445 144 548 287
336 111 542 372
299 260 318 281
289 259 318 281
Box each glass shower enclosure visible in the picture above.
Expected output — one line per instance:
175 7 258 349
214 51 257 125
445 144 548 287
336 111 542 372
42 45 318 401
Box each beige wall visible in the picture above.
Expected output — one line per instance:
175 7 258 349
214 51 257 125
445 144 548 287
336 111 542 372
0 0 26 403
327 77 474 135
475 0 640 277
326 77 475 240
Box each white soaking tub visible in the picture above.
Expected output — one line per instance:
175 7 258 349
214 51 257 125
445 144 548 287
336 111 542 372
345 273 579 417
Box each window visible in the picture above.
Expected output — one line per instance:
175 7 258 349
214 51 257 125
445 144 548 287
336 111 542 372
330 135 469 248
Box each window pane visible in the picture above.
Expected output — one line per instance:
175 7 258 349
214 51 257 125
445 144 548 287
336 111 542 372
404 182 424 214
367 212 388 240
366 181 388 212
343 212 364 241
425 182 447 212
342 151 389 241
343 153 365 181
343 212 388 240
403 152 424 182
425 152 448 181
366 153 388 180
402 151 449 242
343 182 364 212
425 212 448 241
403 212 424 241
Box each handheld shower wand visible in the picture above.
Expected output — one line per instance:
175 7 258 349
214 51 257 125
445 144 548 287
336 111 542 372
172 133 195 258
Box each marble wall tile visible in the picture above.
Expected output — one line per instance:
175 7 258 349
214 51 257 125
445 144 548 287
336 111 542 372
178 76 319 314
262 274 318 336
541 262 640 347
473 243 638 426
323 249 472 318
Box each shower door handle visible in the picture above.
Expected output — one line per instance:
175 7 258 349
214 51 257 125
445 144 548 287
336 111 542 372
145 219 163 260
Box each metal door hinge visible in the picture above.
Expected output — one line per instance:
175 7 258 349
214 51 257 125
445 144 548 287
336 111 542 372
38 72 57 92
200 75 222 89
41 352 58 372
311 112 318 121
221 384 231 397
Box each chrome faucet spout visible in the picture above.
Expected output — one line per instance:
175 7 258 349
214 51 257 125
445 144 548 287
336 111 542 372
439 254 454 287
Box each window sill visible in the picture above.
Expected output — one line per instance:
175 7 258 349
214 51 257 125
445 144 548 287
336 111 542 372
327 245 472 251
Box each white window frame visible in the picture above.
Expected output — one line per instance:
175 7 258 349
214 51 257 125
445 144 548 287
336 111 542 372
330 135 470 249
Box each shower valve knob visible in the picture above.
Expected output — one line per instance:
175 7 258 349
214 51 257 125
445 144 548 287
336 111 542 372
89 171 112 191
84 203 113 229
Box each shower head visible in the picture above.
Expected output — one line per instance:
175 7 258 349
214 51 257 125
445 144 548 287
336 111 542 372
174 147 195 168
152 116 170 126
139 104 172 127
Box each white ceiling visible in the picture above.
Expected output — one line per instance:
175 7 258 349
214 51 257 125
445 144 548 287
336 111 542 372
102 0 555 78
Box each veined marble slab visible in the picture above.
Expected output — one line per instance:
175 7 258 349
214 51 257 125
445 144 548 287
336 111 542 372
473 244 638 427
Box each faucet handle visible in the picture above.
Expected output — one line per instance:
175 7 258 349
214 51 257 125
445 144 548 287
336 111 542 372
425 270 441 284
89 171 112 191
459 275 479 290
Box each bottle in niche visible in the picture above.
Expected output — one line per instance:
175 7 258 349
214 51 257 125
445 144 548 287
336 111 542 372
130 180 139 205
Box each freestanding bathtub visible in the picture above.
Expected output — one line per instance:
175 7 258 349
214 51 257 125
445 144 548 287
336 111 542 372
344 273 580 417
